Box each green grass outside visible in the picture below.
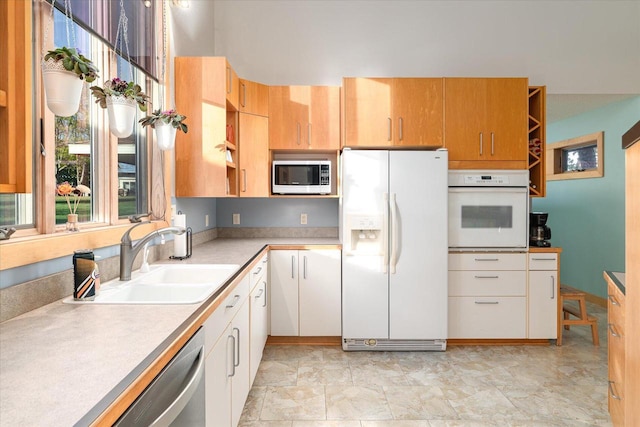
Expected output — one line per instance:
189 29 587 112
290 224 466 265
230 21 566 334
55 196 137 224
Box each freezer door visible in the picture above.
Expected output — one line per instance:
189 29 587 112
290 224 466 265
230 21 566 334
388 150 448 340
341 150 390 339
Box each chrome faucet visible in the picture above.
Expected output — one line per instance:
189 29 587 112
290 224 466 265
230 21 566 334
119 222 186 281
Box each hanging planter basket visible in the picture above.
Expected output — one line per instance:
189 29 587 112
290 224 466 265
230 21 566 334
42 58 84 117
155 121 177 151
106 95 137 138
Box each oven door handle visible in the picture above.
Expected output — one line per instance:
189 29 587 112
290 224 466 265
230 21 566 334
448 187 529 193
149 345 205 427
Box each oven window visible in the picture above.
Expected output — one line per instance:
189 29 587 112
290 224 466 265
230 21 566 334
461 206 513 228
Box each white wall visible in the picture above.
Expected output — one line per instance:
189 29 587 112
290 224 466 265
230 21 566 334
206 0 640 94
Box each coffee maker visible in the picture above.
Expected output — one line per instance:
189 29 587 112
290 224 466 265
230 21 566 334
530 212 552 247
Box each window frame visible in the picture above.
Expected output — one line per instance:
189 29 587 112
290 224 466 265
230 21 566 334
546 131 604 181
0 0 171 270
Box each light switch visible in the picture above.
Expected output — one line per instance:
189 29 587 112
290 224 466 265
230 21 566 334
233 213 240 225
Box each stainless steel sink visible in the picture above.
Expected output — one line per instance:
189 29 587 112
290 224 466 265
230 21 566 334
64 264 239 305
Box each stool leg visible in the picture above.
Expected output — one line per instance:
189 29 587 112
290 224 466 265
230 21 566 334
564 311 570 330
591 321 600 346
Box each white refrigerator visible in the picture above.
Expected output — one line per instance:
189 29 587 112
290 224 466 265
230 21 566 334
340 149 448 351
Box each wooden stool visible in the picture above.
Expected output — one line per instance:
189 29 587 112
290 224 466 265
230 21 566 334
558 285 599 346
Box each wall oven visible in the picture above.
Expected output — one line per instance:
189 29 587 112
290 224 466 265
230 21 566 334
448 170 529 251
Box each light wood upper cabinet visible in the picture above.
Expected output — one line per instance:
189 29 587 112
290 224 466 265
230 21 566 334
269 85 340 150
445 78 528 168
226 60 240 110
0 0 32 194
238 113 269 197
239 79 268 117
175 57 228 197
343 77 444 148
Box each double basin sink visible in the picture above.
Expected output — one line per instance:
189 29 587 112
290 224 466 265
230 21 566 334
65 264 239 304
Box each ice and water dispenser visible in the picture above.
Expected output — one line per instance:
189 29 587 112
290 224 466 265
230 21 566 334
343 214 385 255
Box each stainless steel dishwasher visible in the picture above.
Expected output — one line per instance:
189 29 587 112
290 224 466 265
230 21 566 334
115 327 205 426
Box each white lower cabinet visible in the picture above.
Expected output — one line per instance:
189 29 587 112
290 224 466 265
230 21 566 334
528 253 559 339
270 249 341 336
249 254 269 386
448 253 527 339
205 274 251 427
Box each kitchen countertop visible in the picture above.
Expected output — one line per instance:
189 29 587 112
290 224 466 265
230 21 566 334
604 270 626 295
0 237 339 427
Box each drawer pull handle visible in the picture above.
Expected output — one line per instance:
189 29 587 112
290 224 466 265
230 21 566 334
253 266 262 275
531 257 555 261
608 294 620 306
226 294 241 308
255 288 264 299
608 323 621 338
475 301 499 305
608 381 622 400
474 275 499 279
474 258 499 262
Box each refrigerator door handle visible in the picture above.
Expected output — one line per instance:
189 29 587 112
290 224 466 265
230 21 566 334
382 193 389 274
389 192 399 274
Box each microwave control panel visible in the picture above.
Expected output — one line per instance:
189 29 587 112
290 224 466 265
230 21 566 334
320 164 330 185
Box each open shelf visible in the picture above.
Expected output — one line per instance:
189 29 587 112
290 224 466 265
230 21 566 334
528 86 546 197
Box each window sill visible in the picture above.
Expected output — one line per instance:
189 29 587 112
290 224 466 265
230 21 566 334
0 221 169 270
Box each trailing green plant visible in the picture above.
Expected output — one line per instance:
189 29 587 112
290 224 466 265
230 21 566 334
139 109 188 133
43 47 99 82
90 78 149 111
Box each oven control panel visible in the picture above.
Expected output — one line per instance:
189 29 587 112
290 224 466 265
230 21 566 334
448 170 529 187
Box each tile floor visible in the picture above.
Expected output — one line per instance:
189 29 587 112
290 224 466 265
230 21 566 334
240 302 611 426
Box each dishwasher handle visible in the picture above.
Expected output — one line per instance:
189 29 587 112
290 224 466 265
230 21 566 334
149 345 205 427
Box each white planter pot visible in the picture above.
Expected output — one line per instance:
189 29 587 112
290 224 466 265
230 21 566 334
42 59 83 117
155 122 177 151
106 96 137 138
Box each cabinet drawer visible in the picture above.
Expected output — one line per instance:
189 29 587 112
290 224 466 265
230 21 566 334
449 271 526 296
250 254 269 290
449 253 526 271
205 274 250 355
448 296 526 338
528 253 558 270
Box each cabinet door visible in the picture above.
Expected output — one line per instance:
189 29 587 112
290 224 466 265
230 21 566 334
343 77 393 147
392 78 443 147
205 323 233 427
485 78 528 161
269 86 310 149
444 78 486 161
528 271 558 339
226 60 240 110
239 79 269 116
231 299 250 427
299 249 342 336
249 278 268 386
270 250 299 335
175 57 228 197
308 86 341 150
238 113 269 197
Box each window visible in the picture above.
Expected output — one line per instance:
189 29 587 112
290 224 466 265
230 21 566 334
0 0 164 232
546 131 604 181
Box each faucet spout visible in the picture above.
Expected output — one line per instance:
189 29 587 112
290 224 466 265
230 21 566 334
119 224 186 281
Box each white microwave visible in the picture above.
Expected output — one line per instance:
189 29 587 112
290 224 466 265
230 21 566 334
272 160 331 195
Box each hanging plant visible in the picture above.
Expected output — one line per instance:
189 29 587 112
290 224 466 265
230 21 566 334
42 47 99 117
90 78 149 138
139 109 189 151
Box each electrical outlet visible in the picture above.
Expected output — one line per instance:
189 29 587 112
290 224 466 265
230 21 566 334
300 213 308 225
233 213 240 225
171 204 177 220
205 214 209 227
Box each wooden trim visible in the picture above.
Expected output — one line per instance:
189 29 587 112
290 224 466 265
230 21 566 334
622 119 640 149
447 339 550 346
0 221 169 270
584 291 607 308
267 336 341 346
448 160 527 170
546 131 604 181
